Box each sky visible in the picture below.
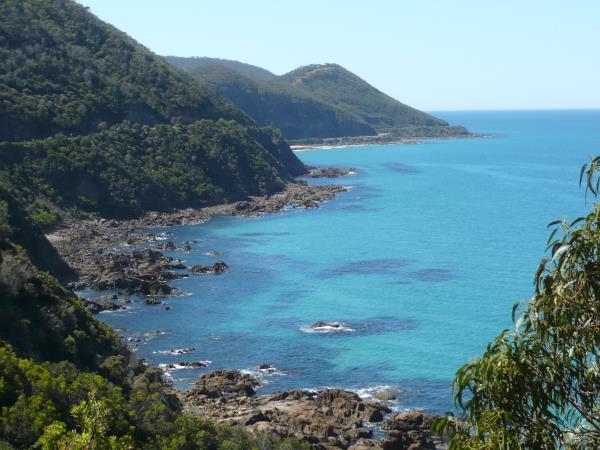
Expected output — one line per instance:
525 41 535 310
77 0 600 111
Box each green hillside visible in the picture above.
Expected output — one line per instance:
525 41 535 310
0 120 305 219
168 57 467 141
0 0 306 222
190 64 376 139
0 0 248 142
0 1 310 447
164 56 276 81
279 63 447 128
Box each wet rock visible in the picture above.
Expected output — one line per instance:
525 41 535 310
311 321 342 329
144 297 162 305
213 261 228 273
168 259 186 270
164 241 176 251
145 330 164 337
82 295 125 313
374 387 402 402
172 347 196 355
306 166 357 178
87 248 182 296
300 199 320 208
178 361 210 368
190 261 229 274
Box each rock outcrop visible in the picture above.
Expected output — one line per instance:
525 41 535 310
181 370 444 449
82 294 127 313
306 166 357 178
87 249 185 296
190 261 229 274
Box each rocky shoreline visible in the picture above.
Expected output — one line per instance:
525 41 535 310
46 169 445 449
47 181 347 299
181 369 444 450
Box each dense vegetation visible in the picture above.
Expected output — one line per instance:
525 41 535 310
0 120 305 219
437 161 600 449
279 64 446 128
0 0 250 142
164 56 276 81
0 2 311 445
168 58 466 141
0 186 309 450
0 0 307 224
189 64 375 140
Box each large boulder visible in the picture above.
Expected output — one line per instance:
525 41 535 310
187 369 259 399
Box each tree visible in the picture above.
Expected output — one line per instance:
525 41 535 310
436 159 600 449
36 393 133 450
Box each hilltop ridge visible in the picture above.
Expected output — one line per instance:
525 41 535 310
168 57 469 141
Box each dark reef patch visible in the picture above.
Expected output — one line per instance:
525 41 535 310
333 204 380 212
239 231 293 237
408 268 454 282
382 162 420 174
349 316 417 334
322 258 413 278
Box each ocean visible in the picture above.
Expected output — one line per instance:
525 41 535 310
99 110 600 413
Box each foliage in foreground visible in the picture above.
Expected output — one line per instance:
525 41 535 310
436 160 600 449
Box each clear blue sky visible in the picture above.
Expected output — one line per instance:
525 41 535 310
77 0 599 111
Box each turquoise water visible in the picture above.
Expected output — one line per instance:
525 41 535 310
101 110 600 413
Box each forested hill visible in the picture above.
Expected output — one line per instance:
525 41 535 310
0 0 307 223
164 56 276 81
0 2 309 447
0 0 249 142
168 57 468 141
188 64 376 140
279 64 446 129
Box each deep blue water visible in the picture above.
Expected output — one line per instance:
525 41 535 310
99 110 600 413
